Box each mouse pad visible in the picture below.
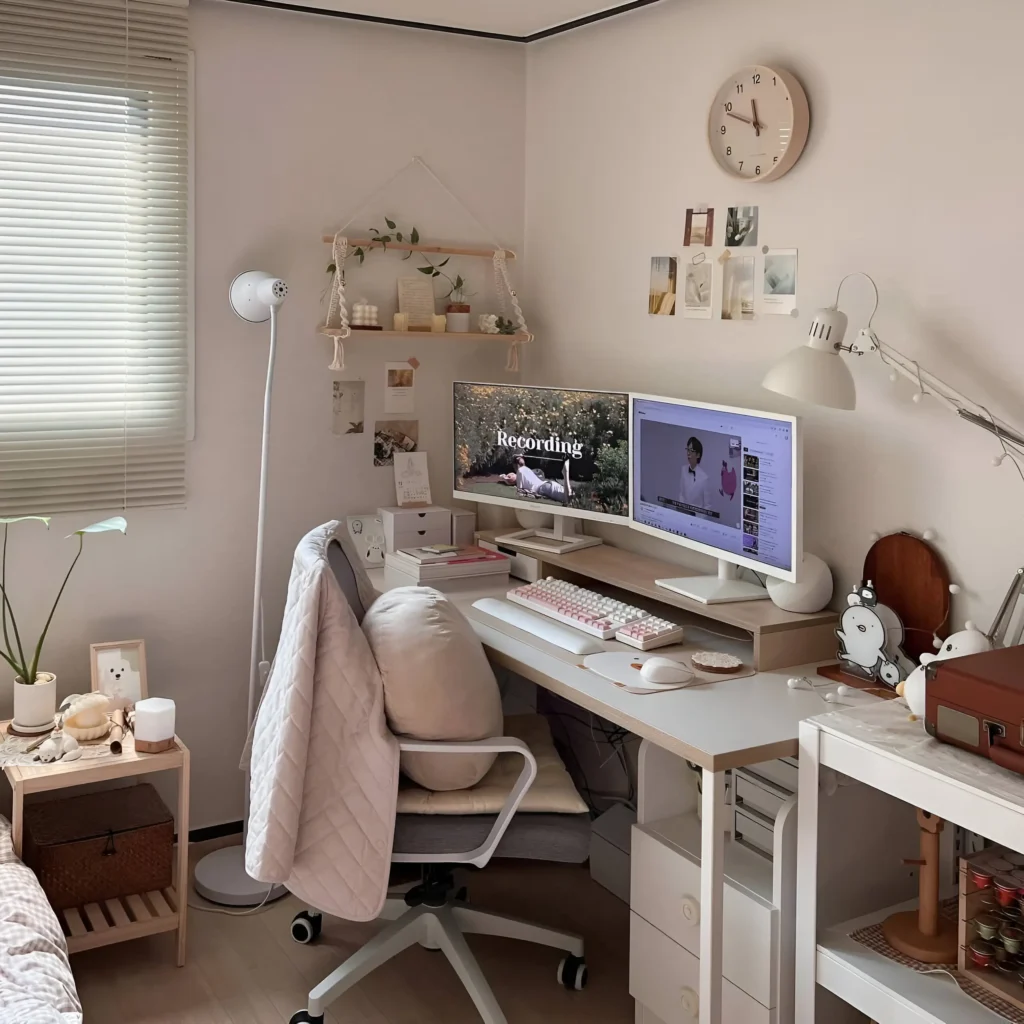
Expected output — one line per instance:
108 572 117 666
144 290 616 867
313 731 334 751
583 651 754 694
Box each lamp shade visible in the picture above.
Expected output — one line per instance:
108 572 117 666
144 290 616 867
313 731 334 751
762 306 857 410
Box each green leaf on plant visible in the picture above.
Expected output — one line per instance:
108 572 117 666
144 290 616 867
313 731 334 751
417 266 434 275
379 236 391 245
433 271 441 277
385 218 396 229
327 263 336 275
410 227 420 244
403 251 412 260
455 275 464 290
396 233 403 242
438 258 450 268
0 516 50 526
68 516 127 538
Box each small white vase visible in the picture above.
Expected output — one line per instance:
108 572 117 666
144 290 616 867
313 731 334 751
446 312 470 333
13 672 57 731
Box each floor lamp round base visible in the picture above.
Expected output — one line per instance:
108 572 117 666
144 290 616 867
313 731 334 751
193 844 289 907
881 910 958 964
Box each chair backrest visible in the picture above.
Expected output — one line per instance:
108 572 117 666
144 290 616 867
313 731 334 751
328 537 368 623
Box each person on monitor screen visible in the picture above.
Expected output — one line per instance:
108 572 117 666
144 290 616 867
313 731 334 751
679 436 711 510
509 455 570 504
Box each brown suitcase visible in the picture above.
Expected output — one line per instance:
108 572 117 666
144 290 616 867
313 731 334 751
925 646 1024 775
23 783 174 910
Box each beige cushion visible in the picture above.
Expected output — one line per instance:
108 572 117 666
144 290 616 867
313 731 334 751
363 586 503 791
397 713 589 815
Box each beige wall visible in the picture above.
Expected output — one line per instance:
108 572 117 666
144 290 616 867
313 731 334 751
2 1 525 828
524 0 1024 628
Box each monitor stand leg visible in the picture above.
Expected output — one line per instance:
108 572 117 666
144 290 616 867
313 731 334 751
655 559 769 605
495 515 603 555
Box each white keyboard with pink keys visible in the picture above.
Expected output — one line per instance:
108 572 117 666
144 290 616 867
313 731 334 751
506 578 685 651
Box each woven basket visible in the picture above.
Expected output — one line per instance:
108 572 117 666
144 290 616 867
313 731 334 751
23 784 173 910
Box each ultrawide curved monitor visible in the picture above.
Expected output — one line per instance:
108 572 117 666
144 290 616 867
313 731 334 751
630 393 801 586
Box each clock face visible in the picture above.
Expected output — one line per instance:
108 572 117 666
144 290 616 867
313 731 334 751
708 66 809 182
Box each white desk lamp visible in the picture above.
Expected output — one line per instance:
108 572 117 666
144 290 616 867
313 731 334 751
193 272 290 907
762 272 1024 469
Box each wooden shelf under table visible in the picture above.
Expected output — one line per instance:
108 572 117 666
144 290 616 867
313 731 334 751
62 886 180 954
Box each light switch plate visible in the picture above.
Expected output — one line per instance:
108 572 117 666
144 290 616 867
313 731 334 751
347 515 385 567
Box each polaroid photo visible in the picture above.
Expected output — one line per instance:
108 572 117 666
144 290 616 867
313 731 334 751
374 420 419 467
763 248 798 314
332 379 365 435
725 206 759 247
649 257 678 315
385 361 416 415
720 255 755 321
684 208 714 247
683 260 713 319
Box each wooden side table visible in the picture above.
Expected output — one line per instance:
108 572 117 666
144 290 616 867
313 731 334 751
2 728 190 966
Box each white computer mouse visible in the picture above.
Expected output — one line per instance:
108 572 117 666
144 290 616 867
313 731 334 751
639 657 693 686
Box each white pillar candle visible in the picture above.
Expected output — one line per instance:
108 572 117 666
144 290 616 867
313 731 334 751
133 697 176 742
393 313 408 331
431 314 447 333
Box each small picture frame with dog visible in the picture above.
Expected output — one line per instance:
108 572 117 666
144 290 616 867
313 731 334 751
90 640 148 708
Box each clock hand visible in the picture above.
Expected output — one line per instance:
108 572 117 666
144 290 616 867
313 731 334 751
726 110 753 125
750 98 762 137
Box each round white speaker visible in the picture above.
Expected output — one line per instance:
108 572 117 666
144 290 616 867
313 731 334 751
766 552 833 613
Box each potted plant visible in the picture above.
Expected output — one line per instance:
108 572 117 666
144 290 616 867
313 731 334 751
1 516 127 733
418 259 475 333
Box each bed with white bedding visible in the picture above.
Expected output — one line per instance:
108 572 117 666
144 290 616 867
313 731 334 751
0 816 81 1023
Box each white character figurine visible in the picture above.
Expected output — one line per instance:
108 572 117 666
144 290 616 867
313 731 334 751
836 581 903 685
896 627 992 718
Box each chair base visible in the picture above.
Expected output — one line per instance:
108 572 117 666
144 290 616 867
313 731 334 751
297 897 584 1024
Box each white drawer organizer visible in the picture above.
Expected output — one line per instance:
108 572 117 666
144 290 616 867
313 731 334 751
632 742 923 1024
378 505 452 552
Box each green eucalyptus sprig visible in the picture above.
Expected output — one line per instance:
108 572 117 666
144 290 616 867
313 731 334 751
326 217 420 275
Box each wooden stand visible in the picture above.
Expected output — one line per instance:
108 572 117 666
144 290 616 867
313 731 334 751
2 727 190 966
478 531 837 671
882 809 958 963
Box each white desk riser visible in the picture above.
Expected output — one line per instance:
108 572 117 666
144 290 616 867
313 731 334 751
369 555 876 1024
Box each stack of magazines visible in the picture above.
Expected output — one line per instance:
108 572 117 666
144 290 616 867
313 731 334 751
384 544 510 582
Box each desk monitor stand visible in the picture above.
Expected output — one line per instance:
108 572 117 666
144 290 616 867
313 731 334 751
656 559 769 605
496 515 603 555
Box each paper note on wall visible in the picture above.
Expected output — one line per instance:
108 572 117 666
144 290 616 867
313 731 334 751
332 380 365 435
394 451 432 507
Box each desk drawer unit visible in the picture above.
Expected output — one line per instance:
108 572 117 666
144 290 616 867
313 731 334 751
629 914 772 1024
631 825 776 1007
379 506 452 552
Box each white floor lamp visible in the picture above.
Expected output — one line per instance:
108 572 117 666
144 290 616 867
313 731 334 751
193 272 290 906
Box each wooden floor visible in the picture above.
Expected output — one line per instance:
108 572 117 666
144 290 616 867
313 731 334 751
72 840 633 1023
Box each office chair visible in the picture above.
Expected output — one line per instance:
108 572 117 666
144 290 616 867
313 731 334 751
287 537 590 1024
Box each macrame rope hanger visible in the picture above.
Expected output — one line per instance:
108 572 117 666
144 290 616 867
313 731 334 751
322 156 532 372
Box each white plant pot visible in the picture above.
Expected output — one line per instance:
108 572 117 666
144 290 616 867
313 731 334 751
13 672 57 731
446 312 470 333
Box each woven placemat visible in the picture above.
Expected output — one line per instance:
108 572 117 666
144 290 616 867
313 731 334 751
850 901 1024 1023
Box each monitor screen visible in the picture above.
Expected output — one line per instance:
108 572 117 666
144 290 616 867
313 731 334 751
453 382 630 522
631 395 799 576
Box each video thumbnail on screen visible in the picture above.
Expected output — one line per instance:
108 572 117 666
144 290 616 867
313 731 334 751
453 383 630 518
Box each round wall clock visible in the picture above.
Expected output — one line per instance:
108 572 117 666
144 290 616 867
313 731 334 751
708 66 809 182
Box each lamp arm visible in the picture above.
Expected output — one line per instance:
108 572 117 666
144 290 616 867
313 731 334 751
851 329 1024 451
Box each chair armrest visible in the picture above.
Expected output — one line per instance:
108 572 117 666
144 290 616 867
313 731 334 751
392 737 538 869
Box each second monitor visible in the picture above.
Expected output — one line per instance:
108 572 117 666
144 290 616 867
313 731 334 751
631 394 801 603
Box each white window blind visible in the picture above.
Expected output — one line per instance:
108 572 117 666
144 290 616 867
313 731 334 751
0 0 190 515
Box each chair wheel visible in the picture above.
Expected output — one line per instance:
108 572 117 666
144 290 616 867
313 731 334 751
289 1013 324 1024
558 954 588 991
290 910 322 944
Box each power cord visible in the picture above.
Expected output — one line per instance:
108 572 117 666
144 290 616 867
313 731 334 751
188 882 278 917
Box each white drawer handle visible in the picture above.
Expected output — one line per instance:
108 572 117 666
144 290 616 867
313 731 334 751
680 894 701 925
680 986 699 1018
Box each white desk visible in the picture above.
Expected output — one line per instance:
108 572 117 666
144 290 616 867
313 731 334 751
795 701 1024 1024
369 569 850 1024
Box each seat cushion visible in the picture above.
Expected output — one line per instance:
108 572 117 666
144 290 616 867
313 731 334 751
397 714 589 815
393 812 591 864
363 586 503 791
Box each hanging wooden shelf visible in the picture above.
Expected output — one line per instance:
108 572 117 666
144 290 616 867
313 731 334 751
321 237 515 260
320 328 528 343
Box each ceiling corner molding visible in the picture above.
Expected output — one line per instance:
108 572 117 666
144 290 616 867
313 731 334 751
214 0 668 41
